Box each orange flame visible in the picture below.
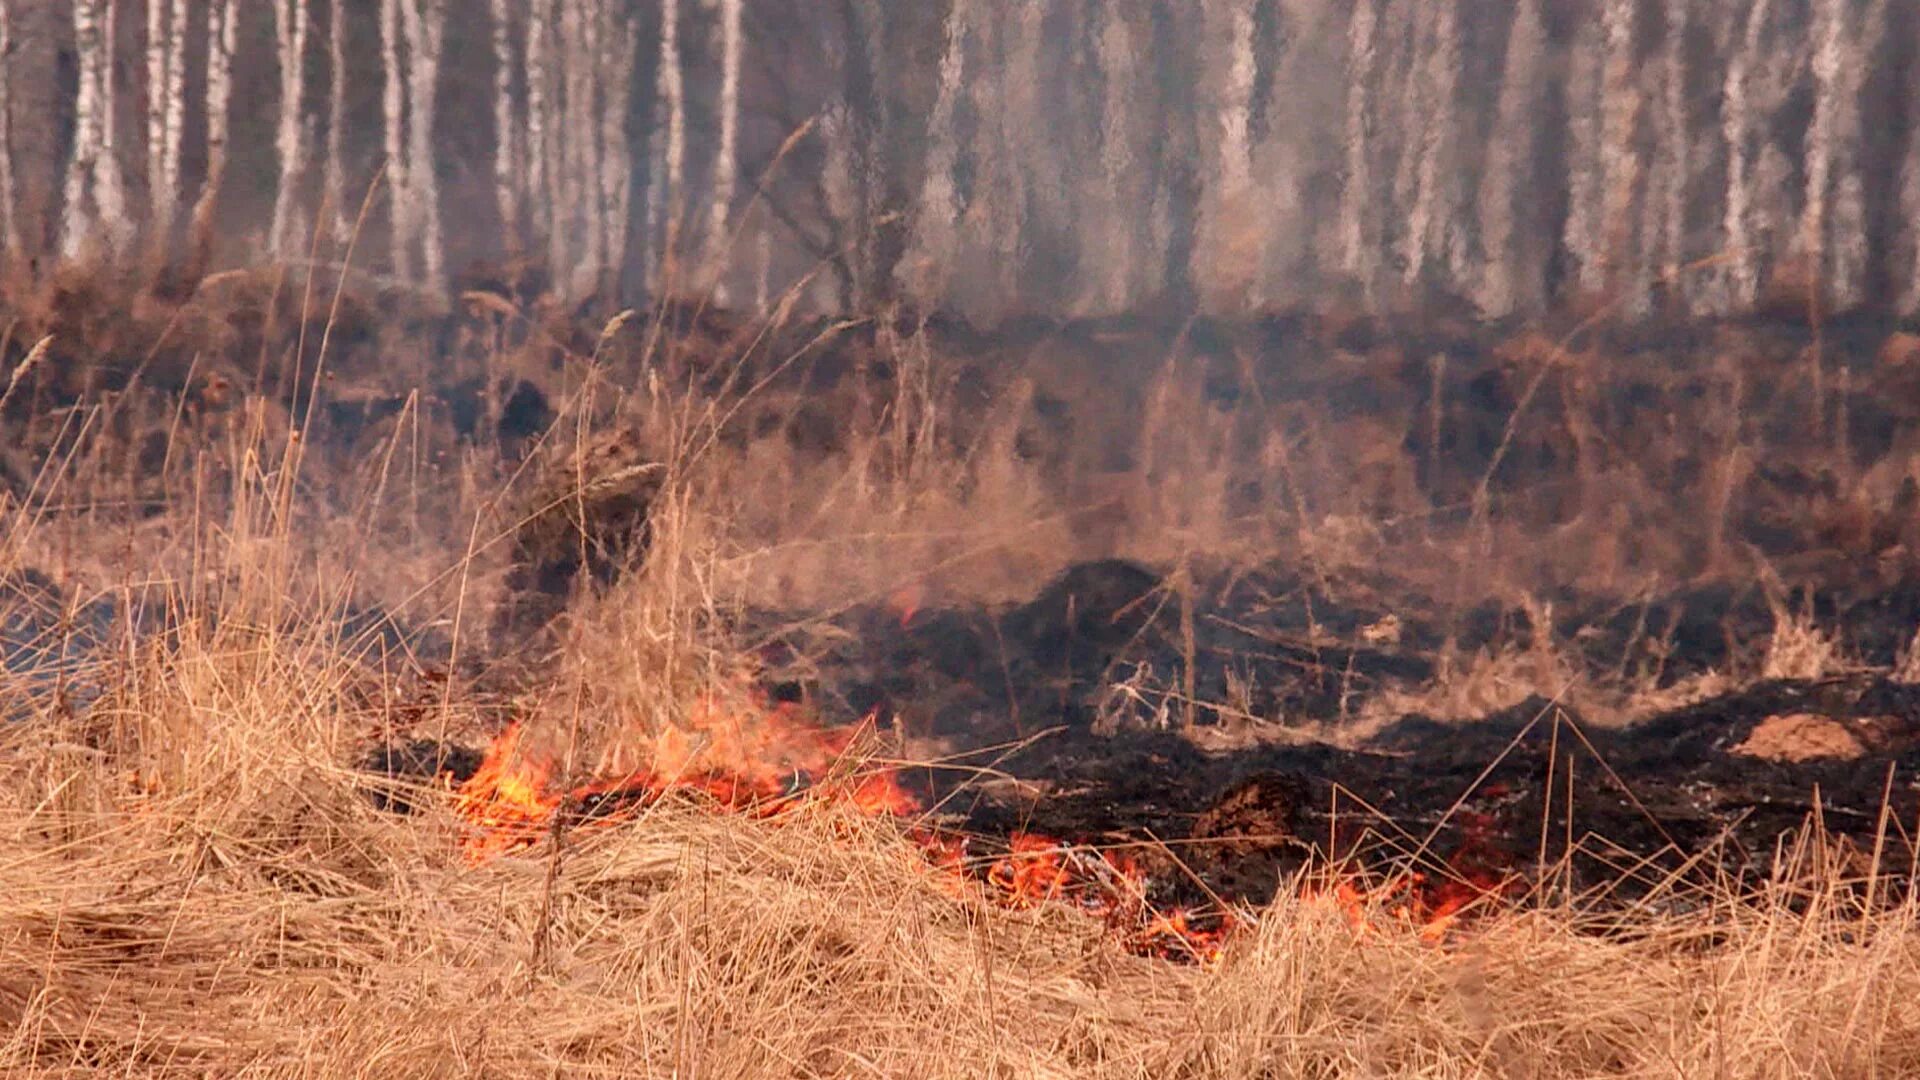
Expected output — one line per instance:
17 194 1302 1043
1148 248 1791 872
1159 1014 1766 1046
452 699 1512 962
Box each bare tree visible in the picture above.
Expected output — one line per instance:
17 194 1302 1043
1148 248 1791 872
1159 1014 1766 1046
1338 0 1381 302
63 0 130 258
595 7 638 298
189 0 239 275
901 0 969 305
705 0 744 298
145 0 189 254
270 0 313 258
644 0 686 295
380 0 410 279
321 0 350 245
1643 0 1690 311
525 0 553 256
0 0 16 258
1718 0 1778 313
400 0 447 294
1598 0 1644 311
1475 0 1545 317
489 0 520 256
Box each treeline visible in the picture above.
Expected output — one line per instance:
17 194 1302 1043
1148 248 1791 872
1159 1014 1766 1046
1 0 1916 324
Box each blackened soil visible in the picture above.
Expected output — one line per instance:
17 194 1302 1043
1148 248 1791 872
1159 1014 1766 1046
754 559 1920 910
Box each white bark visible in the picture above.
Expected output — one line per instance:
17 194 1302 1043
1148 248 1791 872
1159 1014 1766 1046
1217 0 1255 200
1645 0 1689 309
145 0 167 232
489 0 519 254
1719 0 1774 312
144 0 189 245
1798 0 1871 309
322 0 349 244
1096 2 1137 308
1474 0 1544 317
656 0 686 280
63 0 133 256
1404 0 1463 287
597 10 638 297
904 0 969 303
1598 0 1643 311
400 0 446 294
270 0 312 258
380 0 411 279
0 1 16 256
190 0 239 263
525 0 552 249
1338 0 1379 299
643 0 686 294
1562 16 1604 297
706 0 743 298
552 0 587 287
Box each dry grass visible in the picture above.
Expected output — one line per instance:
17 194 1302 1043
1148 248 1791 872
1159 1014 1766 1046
5 268 1920 1076
4 623 1920 1077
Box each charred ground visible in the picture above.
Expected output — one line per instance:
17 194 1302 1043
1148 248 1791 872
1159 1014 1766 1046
9 274 1920 923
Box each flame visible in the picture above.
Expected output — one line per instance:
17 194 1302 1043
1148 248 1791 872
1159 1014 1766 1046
452 698 1512 963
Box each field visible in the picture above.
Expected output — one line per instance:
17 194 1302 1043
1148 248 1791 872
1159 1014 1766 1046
4 266 1920 1076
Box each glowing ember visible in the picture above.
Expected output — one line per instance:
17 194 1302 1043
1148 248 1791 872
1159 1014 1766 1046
452 697 1513 962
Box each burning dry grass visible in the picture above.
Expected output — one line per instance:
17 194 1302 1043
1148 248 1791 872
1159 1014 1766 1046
0 608 1918 1076
7 273 1920 1076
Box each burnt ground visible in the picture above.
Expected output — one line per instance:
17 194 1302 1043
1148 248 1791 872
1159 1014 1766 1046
732 557 1920 914
11 282 1920 919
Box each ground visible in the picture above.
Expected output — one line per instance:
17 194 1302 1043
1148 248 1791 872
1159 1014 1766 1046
2 266 1919 1075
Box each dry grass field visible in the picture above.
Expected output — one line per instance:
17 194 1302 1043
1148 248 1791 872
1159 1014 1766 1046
3 266 1920 1077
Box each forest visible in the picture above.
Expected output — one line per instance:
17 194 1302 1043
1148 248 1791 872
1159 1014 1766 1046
3 0 1917 324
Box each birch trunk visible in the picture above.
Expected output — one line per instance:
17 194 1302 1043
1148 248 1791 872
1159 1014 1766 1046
1719 0 1774 312
400 0 446 294
652 0 686 290
706 0 743 298
1338 0 1380 302
525 0 553 252
0 0 16 257
1474 0 1544 317
189 0 239 274
597 9 637 298
63 0 119 256
322 0 349 244
904 0 969 304
380 0 411 279
270 0 312 258
488 0 519 256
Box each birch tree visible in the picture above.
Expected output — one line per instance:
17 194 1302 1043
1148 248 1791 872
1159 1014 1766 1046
380 0 410 279
1474 0 1545 317
189 0 239 272
595 9 638 298
1338 0 1381 302
1718 0 1777 313
1598 0 1643 310
901 0 970 304
63 0 131 257
1797 0 1872 310
704 0 744 298
0 0 16 257
270 0 313 258
1642 0 1690 311
644 0 686 294
322 0 350 245
145 0 189 252
489 0 520 255
400 0 448 294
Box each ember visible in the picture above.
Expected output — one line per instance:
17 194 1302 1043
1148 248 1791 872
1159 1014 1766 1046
451 696 1512 963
